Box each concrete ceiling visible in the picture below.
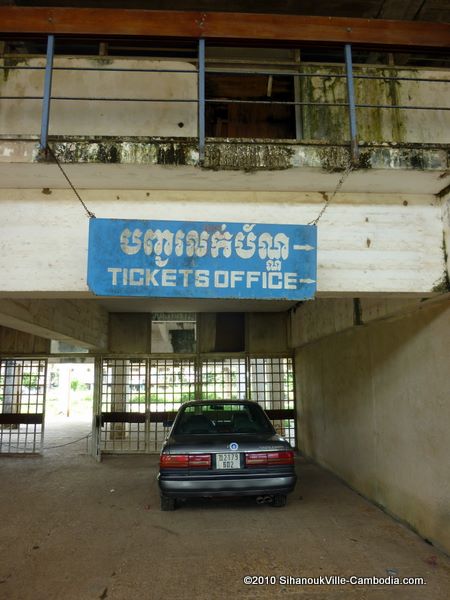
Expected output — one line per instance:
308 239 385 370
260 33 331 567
3 1 450 23
97 296 295 313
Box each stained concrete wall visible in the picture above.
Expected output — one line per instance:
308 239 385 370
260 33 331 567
1 56 448 143
295 299 450 553
108 313 152 353
248 312 288 353
300 64 450 144
443 195 450 280
0 299 108 350
0 325 50 354
0 57 197 137
107 311 289 354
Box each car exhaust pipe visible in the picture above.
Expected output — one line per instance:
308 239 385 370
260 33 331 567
256 495 274 504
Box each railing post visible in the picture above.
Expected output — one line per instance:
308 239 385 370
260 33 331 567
344 43 359 163
293 49 303 141
198 38 206 164
39 34 55 152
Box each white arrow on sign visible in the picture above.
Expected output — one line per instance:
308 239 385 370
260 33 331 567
293 244 315 251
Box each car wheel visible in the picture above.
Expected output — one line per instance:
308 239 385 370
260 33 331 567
271 494 287 508
160 495 177 511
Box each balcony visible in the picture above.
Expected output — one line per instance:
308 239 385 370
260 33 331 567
0 38 449 195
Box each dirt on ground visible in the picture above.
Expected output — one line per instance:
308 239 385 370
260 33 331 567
0 421 449 600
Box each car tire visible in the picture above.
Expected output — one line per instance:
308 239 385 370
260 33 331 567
160 495 177 511
271 494 287 508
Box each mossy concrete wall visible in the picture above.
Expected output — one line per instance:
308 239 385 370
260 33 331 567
298 64 450 144
295 299 450 554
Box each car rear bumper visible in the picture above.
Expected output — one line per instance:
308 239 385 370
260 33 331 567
158 473 297 498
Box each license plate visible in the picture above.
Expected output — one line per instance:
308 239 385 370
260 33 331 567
216 453 240 470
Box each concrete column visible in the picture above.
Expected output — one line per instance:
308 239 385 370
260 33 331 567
222 365 232 400
268 359 288 438
110 361 129 440
250 358 266 405
2 360 22 429
57 364 71 418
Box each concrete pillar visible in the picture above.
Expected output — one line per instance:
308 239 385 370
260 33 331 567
110 361 129 440
250 358 266 405
2 360 22 429
268 359 288 438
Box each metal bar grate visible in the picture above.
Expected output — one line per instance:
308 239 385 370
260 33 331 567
148 358 196 452
200 358 247 401
99 358 146 453
0 358 47 454
249 357 295 447
98 358 196 453
97 355 295 454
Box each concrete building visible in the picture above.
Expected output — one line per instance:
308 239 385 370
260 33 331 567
0 0 449 581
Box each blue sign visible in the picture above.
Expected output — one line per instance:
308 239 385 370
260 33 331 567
87 218 317 300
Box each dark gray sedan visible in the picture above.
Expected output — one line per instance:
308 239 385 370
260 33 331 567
158 400 297 510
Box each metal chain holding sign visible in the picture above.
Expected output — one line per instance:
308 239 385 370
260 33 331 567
308 161 354 226
46 144 96 219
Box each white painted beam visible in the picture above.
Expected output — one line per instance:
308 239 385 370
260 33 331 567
0 299 108 350
0 189 445 297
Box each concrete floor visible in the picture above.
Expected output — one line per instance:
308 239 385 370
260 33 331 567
0 421 449 600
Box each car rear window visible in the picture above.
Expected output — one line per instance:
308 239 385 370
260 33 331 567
174 403 274 435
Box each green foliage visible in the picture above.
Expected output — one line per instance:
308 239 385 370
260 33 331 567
22 373 39 388
70 379 89 392
204 371 239 385
129 391 196 404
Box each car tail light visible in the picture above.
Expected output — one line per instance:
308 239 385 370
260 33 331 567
188 454 211 468
245 451 294 467
267 451 295 465
245 452 268 467
160 454 211 469
160 454 189 468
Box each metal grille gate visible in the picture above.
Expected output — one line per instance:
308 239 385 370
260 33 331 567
96 355 295 455
0 358 47 454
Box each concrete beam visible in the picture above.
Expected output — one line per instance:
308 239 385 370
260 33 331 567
109 313 151 353
290 294 450 347
0 299 108 350
248 312 289 353
291 298 355 348
1 140 449 194
0 189 446 297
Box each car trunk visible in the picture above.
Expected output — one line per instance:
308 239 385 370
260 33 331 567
166 432 289 455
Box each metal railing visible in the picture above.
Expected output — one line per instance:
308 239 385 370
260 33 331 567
0 36 449 164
